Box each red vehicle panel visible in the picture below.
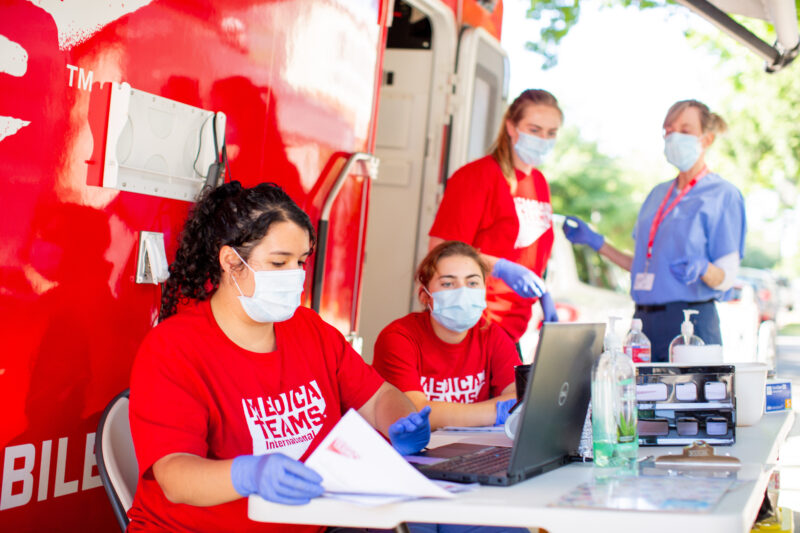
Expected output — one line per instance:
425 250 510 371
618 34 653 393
0 0 505 529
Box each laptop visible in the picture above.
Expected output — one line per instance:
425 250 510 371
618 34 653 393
413 322 605 486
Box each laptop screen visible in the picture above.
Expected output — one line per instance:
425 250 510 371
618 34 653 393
508 323 605 477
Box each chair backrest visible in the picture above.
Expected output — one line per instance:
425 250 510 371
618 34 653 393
96 389 137 532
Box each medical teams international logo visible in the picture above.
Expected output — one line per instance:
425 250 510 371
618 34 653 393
421 372 486 403
241 380 327 459
513 197 552 249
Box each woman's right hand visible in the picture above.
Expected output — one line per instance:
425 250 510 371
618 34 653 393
563 216 604 251
492 259 546 298
231 453 324 505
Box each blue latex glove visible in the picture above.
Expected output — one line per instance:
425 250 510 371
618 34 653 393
494 398 517 426
539 292 559 322
389 405 431 455
563 216 604 251
669 256 709 284
492 259 545 298
230 453 324 505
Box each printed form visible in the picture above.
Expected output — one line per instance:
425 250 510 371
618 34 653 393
304 409 454 505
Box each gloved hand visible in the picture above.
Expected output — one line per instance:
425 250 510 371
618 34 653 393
494 398 518 426
492 259 545 298
539 292 559 322
669 256 709 284
389 405 431 455
563 216 604 251
230 453 324 505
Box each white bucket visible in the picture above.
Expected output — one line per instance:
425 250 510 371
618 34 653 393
734 363 768 426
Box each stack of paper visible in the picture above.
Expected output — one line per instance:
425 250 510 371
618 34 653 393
305 409 454 504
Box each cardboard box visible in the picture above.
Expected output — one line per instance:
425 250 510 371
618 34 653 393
766 379 792 412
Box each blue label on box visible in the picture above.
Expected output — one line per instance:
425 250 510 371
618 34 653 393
766 381 792 412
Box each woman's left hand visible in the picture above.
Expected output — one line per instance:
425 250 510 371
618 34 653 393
388 406 431 455
539 292 559 322
669 256 709 284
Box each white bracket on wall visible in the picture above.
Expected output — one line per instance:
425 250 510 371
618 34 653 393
103 82 226 202
136 231 169 284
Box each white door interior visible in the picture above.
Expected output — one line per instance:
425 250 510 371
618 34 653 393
359 47 434 362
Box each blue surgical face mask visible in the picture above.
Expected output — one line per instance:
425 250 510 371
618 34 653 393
664 132 703 171
514 130 555 167
230 249 305 323
425 286 487 333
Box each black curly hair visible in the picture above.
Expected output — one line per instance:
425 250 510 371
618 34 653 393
160 181 316 320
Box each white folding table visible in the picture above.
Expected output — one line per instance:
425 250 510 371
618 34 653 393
249 410 794 533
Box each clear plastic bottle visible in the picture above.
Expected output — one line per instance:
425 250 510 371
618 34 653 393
668 309 705 361
591 317 638 477
624 318 651 363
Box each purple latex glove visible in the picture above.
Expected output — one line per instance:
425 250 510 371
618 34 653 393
539 292 559 322
563 216 604 251
230 453 324 505
389 406 431 455
492 259 545 298
669 256 709 284
494 398 517 426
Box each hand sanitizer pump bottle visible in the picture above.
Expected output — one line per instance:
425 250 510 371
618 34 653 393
591 317 638 477
668 309 705 362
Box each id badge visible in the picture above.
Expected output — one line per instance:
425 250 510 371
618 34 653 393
634 272 655 291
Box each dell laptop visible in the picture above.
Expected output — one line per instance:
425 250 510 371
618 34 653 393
414 322 605 486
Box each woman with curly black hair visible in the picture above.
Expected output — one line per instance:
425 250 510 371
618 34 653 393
127 181 430 533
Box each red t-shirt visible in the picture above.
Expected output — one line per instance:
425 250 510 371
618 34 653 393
429 155 554 341
127 301 383 533
372 311 518 403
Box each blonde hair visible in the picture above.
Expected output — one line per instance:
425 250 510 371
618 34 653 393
490 89 563 194
663 99 728 136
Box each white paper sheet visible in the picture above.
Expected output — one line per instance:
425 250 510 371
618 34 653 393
305 409 453 499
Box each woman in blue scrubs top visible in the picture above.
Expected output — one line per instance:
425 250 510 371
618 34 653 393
563 100 746 362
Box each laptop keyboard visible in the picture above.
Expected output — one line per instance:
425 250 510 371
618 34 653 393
427 446 511 475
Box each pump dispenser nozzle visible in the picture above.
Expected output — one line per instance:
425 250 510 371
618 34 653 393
681 309 700 341
605 316 623 352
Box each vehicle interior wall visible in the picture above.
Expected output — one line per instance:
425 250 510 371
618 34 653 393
361 0 438 362
0 1 385 529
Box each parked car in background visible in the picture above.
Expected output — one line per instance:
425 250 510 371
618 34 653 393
776 275 795 312
739 267 781 323
716 281 775 371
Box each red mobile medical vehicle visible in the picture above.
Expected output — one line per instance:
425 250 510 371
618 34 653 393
0 0 511 530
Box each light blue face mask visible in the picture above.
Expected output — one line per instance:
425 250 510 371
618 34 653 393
664 132 703 171
513 130 556 167
425 286 487 333
230 248 305 323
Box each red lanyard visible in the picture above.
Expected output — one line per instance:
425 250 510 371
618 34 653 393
646 167 709 262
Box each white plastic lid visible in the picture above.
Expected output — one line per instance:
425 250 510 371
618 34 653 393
631 318 643 332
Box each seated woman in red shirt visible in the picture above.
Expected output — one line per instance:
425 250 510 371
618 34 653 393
372 241 519 430
127 182 430 533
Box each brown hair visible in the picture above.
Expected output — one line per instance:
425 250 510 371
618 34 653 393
490 89 563 194
663 99 728 136
416 241 489 299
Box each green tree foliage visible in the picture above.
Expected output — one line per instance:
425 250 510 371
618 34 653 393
544 126 644 248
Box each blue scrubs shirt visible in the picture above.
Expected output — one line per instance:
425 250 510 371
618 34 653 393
630 172 746 305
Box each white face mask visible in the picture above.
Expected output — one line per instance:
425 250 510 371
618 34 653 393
514 130 556 167
230 248 305 323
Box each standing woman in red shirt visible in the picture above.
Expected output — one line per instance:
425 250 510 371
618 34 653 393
429 89 562 343
127 182 429 533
